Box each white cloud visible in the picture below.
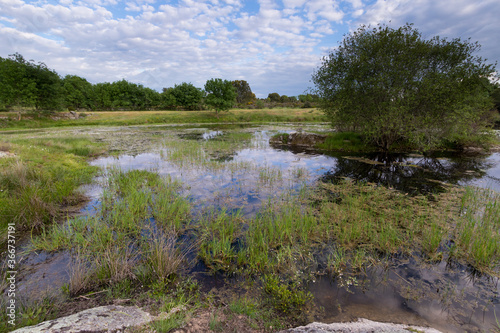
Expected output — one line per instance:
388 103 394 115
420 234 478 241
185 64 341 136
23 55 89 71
282 0 307 8
0 0 498 98
354 0 500 67
305 0 344 22
125 3 141 11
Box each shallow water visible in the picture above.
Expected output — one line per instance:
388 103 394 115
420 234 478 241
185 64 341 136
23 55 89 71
310 258 500 333
86 125 500 210
11 124 500 332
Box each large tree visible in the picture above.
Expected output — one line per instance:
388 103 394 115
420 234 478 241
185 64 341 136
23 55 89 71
312 24 497 150
267 92 281 103
62 75 94 110
0 55 36 109
171 82 204 110
231 80 255 105
204 78 236 115
0 53 62 111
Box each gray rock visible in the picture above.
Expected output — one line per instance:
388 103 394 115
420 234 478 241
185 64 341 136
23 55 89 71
12 305 153 333
279 318 443 333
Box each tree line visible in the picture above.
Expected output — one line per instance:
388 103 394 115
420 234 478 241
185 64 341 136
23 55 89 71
0 53 319 112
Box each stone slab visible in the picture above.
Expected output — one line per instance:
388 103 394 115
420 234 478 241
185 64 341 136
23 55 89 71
12 305 153 333
279 318 442 333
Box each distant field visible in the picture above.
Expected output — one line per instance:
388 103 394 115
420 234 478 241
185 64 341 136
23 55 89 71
0 108 327 129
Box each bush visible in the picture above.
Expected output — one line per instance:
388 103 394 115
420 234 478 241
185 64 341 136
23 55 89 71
312 23 498 151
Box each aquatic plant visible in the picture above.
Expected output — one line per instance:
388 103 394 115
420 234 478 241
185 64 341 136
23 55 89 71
31 168 194 296
145 230 189 283
455 186 500 273
198 209 242 272
262 273 313 316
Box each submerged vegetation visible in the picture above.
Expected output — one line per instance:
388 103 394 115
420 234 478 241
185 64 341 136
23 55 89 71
15 167 500 330
1 124 500 332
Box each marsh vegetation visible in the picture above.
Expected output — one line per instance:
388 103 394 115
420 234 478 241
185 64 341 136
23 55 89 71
1 124 500 332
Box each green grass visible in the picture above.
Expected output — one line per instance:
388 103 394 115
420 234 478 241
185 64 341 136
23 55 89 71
146 230 189 283
227 296 285 331
316 131 374 152
162 129 255 170
151 311 188 333
0 135 102 244
0 108 326 130
442 129 500 151
31 169 193 292
258 165 283 185
148 278 200 332
198 209 243 273
5 124 500 331
0 290 61 332
262 273 313 316
454 186 500 273
228 296 261 321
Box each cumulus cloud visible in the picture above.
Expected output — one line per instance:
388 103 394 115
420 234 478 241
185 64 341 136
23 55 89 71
353 0 500 66
0 0 498 97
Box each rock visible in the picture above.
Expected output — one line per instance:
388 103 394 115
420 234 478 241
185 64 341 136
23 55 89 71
12 305 154 333
0 151 15 158
270 132 327 147
279 318 443 333
490 145 500 152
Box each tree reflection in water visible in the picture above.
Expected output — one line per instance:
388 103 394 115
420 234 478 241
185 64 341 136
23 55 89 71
317 152 494 194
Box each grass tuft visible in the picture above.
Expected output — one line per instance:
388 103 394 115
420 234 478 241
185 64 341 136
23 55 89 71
146 231 190 283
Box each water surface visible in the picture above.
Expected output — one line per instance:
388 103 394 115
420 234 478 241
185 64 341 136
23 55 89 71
14 124 500 332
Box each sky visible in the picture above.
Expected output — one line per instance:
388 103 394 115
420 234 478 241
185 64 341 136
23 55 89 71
0 0 499 98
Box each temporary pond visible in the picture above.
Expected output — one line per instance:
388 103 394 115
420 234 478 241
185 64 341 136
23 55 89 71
10 124 500 332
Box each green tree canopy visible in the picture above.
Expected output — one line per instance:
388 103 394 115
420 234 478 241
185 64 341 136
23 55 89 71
160 87 177 109
171 82 204 110
23 55 62 111
93 82 113 110
62 75 94 110
312 23 497 150
298 94 320 103
0 53 62 111
0 54 36 109
231 80 255 104
491 84 500 111
204 78 236 114
267 92 280 103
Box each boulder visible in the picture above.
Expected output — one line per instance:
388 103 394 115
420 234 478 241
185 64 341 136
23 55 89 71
12 305 153 333
278 318 442 333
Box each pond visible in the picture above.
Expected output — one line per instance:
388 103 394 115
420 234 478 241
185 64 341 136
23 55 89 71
14 124 500 332
85 125 500 213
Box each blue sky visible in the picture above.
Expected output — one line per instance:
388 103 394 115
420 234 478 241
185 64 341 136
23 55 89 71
1 0 499 98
